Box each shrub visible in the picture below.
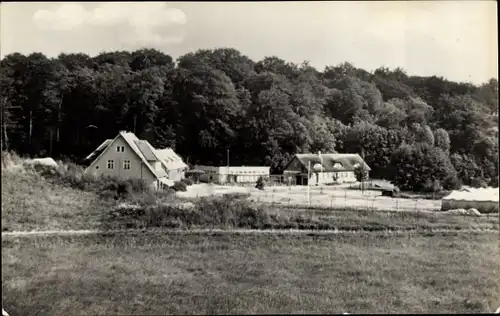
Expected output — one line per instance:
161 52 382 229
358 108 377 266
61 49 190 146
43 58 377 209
102 195 277 230
422 179 443 193
470 178 488 188
181 178 194 186
255 176 265 190
172 181 187 192
354 167 369 182
488 175 499 188
442 175 462 190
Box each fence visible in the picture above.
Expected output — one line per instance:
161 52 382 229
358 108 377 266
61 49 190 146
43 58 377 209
245 186 442 212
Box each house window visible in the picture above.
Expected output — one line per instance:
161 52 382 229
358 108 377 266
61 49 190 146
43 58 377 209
117 146 125 152
124 160 131 170
107 160 114 169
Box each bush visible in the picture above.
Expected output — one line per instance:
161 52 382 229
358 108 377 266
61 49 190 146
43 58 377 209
488 175 499 188
172 181 187 192
102 195 279 230
470 178 488 188
181 178 194 186
443 175 462 190
354 167 369 182
255 176 265 190
422 179 443 193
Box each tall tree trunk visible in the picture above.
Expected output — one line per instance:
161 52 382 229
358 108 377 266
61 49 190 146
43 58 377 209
56 95 63 157
49 128 53 157
56 95 63 143
133 114 137 134
29 109 33 146
3 119 8 151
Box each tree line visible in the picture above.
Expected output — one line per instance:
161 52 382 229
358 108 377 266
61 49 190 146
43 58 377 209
1 48 498 191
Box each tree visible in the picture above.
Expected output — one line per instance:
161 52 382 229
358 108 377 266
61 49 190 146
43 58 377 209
390 143 457 192
354 166 368 182
255 176 265 190
433 128 451 154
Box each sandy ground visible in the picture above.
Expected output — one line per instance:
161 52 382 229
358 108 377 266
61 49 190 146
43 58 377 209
176 183 442 212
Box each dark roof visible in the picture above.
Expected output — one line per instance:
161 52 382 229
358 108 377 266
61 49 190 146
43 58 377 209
294 153 371 172
133 140 159 161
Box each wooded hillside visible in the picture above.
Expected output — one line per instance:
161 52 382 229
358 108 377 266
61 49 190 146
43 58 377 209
1 48 498 191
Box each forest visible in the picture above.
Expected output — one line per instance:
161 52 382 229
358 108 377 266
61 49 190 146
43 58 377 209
0 48 498 191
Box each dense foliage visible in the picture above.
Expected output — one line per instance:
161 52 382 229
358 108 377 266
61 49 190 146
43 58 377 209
1 48 498 190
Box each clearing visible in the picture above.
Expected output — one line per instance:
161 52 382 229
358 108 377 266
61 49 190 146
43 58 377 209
178 183 442 211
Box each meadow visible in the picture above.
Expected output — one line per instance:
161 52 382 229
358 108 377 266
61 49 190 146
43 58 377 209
2 231 499 315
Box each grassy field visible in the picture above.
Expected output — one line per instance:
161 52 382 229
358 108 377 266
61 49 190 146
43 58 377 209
2 231 500 315
1 170 110 232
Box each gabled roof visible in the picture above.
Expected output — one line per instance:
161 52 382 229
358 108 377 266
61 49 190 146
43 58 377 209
119 132 168 178
291 153 371 172
85 139 112 161
156 148 188 171
134 140 160 161
84 131 169 179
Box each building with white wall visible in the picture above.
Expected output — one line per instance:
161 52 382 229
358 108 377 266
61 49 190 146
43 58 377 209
84 131 187 190
441 187 499 213
195 165 270 184
282 153 371 186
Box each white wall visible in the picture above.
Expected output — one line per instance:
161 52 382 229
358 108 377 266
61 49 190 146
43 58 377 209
308 171 357 185
86 136 156 186
195 165 270 184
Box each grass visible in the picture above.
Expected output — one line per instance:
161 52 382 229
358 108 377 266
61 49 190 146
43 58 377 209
102 195 499 232
2 231 499 315
1 169 110 232
1 152 169 232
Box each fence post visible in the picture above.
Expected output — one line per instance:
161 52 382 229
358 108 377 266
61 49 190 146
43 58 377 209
344 192 347 211
396 199 399 212
414 199 418 212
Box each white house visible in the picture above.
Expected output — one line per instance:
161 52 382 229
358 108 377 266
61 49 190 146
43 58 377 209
84 131 188 190
195 165 270 184
282 153 371 186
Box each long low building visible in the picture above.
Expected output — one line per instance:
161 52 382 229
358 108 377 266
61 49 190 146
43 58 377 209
194 165 270 184
441 187 499 213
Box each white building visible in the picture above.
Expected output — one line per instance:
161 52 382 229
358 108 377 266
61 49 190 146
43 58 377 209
84 131 187 190
195 165 270 184
441 187 499 213
282 153 371 186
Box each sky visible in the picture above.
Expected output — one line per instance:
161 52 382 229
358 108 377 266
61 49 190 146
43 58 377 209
0 1 497 85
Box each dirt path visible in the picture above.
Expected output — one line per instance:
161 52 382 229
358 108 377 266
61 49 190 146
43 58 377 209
2 227 498 238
